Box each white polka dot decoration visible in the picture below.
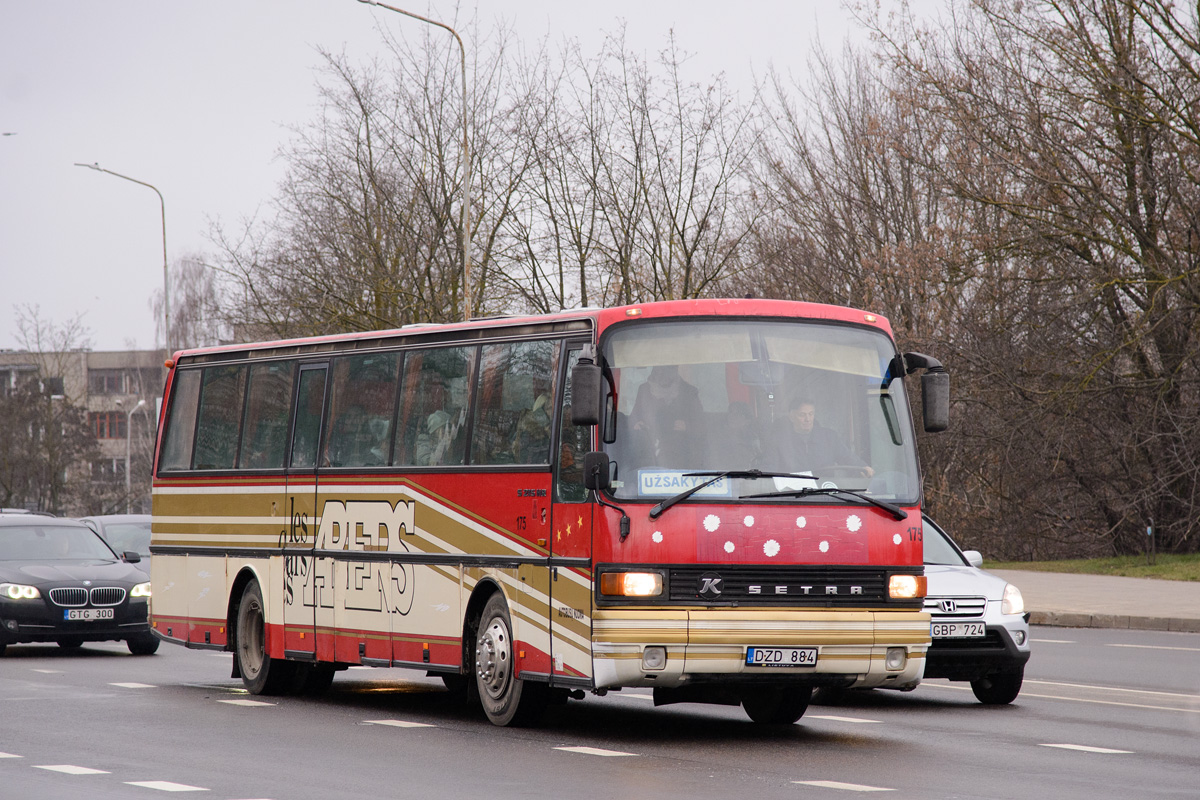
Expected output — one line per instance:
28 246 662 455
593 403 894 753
763 539 781 557
796 516 807 529
652 531 663 543
819 541 829 553
724 541 736 554
703 515 721 532
847 515 862 532
893 533 903 545
743 515 755 527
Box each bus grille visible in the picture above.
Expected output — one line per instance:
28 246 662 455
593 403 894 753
667 565 901 607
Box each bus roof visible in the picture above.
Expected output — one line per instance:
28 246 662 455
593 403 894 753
168 298 895 364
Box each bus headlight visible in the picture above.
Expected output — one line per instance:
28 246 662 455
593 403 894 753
600 572 663 597
1001 583 1024 615
888 574 926 600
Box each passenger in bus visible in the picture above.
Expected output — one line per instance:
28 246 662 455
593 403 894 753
768 396 873 478
629 365 704 467
415 409 454 466
511 393 552 463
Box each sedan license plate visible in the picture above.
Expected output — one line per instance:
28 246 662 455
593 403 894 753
64 608 114 622
745 647 817 668
931 621 986 638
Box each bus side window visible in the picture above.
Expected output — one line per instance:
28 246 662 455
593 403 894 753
159 369 202 472
394 346 475 467
471 340 557 466
238 361 295 470
193 365 248 470
323 352 400 468
556 348 588 502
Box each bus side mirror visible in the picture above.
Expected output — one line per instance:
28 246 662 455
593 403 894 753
903 352 950 433
571 356 603 426
583 451 611 491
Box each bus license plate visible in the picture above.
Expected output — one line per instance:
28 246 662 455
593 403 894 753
931 622 986 638
64 608 114 622
745 647 817 667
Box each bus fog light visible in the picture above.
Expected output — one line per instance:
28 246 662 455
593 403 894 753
642 646 667 671
885 647 907 670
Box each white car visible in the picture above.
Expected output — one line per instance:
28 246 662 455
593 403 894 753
922 514 1031 704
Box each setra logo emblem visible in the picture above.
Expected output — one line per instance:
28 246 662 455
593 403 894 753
698 572 723 600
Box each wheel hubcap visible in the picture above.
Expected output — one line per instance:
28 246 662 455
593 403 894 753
476 616 511 700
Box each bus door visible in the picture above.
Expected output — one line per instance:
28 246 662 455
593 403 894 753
549 344 594 685
281 362 328 662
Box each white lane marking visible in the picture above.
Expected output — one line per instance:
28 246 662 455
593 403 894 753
35 765 111 775
809 715 883 724
1107 643 1200 653
921 679 1200 712
111 682 157 689
218 699 276 707
365 719 436 728
793 780 894 792
1032 638 1075 644
1024 680 1199 700
125 781 209 792
0 752 22 758
554 746 637 757
31 669 64 674
349 666 372 670
1040 744 1133 754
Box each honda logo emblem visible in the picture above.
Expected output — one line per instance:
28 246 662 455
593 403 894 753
939 599 957 613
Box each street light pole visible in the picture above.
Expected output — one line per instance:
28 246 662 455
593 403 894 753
355 0 472 322
121 398 147 514
74 163 172 354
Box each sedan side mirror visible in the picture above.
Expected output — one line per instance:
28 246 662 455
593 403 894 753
123 550 142 564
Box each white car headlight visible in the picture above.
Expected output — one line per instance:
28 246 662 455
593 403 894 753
1 582 41 600
131 582 152 598
1001 583 1024 616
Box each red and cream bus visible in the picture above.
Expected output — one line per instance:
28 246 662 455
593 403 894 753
150 298 947 725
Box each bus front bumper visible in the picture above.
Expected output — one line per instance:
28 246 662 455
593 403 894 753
591 608 929 691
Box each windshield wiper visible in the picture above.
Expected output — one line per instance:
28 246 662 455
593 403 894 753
649 470 803 519
741 486 908 521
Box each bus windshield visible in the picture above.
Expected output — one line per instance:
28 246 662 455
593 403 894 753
601 318 920 505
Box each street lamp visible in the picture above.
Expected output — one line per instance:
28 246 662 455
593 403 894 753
74 162 172 354
119 398 147 514
356 0 473 322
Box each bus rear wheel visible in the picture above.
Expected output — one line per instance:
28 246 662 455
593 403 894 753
474 593 545 726
236 580 295 695
742 685 812 724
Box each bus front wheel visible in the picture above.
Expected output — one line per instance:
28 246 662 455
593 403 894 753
235 580 295 695
474 593 545 726
742 685 812 724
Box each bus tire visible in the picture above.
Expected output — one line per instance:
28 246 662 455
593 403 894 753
742 685 812 724
235 580 295 695
474 592 546 726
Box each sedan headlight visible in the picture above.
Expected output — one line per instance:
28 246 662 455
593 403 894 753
1001 583 1024 615
131 582 152 598
1 582 41 600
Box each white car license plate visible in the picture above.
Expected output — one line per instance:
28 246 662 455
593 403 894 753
931 622 986 638
64 608 114 622
745 647 818 667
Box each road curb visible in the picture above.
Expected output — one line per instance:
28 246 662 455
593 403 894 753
1030 610 1200 634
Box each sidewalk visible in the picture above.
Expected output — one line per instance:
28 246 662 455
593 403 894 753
991 570 1200 633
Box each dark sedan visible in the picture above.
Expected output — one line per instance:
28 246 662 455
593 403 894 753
0 515 158 655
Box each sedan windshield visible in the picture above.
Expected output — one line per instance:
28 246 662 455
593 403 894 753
1 525 120 561
601 319 920 504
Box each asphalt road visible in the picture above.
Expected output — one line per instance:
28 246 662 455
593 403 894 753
1 626 1197 799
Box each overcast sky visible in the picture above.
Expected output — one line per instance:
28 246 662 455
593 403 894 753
0 1 928 353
